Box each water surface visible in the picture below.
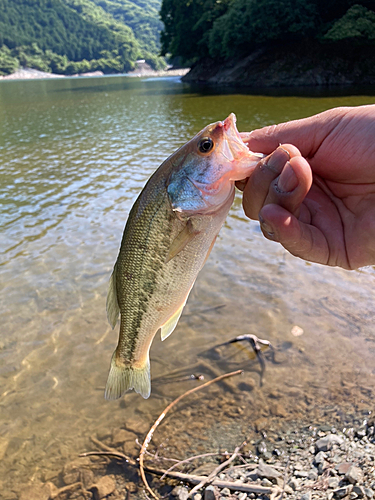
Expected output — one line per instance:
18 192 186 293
0 76 374 497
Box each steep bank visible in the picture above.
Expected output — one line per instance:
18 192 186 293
182 42 375 87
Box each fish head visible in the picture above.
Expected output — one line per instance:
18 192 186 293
167 113 262 217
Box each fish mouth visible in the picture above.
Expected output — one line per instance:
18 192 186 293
221 113 249 161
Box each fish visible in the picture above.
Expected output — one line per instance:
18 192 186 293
104 113 263 400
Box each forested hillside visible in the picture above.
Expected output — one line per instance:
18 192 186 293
160 0 375 63
0 0 164 76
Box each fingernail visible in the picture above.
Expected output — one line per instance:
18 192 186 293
263 147 290 174
259 214 276 241
277 162 298 192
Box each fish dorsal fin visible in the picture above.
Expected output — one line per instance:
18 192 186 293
160 302 185 341
166 220 199 263
106 264 120 329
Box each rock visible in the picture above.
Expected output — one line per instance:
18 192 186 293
364 489 374 499
315 451 327 464
329 478 340 489
356 427 367 439
300 493 311 500
257 441 267 456
351 494 359 499
111 428 137 447
192 463 218 476
308 470 318 481
316 434 344 452
19 483 52 500
256 461 281 481
0 437 9 461
335 486 353 498
194 494 202 500
238 493 247 500
346 466 363 485
204 485 217 500
63 460 82 485
269 402 287 417
261 479 273 487
289 478 299 491
220 488 231 496
172 486 189 500
353 486 365 498
294 471 309 478
337 462 355 475
90 476 116 500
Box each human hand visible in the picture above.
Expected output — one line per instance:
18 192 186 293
237 105 375 269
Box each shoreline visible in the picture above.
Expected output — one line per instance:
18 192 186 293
0 66 189 81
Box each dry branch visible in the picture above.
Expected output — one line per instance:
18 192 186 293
139 369 244 499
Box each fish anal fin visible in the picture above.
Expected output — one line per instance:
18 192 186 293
160 302 185 341
106 264 120 329
166 220 199 263
105 351 151 400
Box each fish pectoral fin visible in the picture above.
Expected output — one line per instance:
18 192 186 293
106 264 120 329
105 351 151 400
160 302 185 341
165 220 200 263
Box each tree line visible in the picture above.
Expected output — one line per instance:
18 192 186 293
160 0 375 63
0 0 165 76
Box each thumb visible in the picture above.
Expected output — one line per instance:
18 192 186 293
243 108 342 159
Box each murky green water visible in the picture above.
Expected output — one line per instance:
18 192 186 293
1 76 375 497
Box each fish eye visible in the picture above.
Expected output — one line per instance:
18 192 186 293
198 137 214 154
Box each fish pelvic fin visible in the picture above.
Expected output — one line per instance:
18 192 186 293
160 302 185 341
106 264 120 329
104 351 151 400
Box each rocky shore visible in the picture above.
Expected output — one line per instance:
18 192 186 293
15 413 375 500
182 42 375 87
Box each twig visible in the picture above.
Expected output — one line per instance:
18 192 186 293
78 450 281 497
276 456 290 500
160 452 232 480
145 467 280 495
188 442 246 497
139 369 243 500
79 450 136 465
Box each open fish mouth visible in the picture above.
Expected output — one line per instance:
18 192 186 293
221 113 250 161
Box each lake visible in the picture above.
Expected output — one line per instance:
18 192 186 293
0 75 374 498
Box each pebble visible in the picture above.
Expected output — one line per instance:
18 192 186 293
329 478 340 489
315 434 344 452
299 493 311 500
220 488 231 496
346 466 364 485
314 451 327 464
90 476 116 500
364 488 374 499
256 461 281 480
238 493 247 500
204 485 216 500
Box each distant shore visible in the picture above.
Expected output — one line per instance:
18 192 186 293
0 65 190 81
183 42 375 87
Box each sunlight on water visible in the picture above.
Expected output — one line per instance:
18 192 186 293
0 76 374 496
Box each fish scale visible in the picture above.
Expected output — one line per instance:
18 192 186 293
104 113 263 400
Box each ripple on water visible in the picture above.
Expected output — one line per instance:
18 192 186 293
0 76 374 497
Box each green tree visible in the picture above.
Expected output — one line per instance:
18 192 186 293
324 4 375 41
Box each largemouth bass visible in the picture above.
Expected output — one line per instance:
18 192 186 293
105 113 262 400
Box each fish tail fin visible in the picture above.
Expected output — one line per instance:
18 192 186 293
104 351 151 400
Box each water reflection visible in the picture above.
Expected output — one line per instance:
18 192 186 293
0 75 374 497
